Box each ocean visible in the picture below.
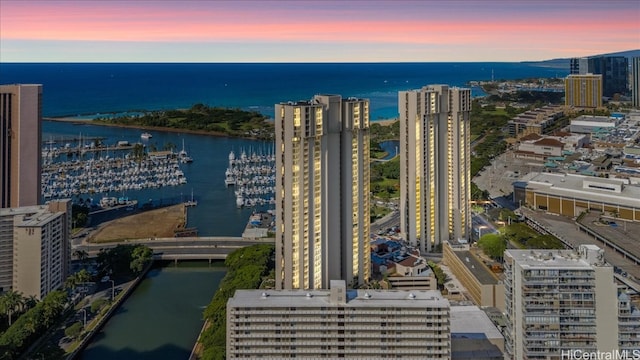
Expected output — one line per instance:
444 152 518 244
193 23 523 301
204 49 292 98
1 62 567 236
0 62 566 120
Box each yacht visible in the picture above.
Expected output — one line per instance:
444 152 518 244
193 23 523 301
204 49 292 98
141 132 152 140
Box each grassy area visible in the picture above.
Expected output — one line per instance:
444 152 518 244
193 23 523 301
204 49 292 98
370 204 393 222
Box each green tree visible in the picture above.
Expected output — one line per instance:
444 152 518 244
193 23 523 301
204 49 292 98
73 249 89 264
40 290 68 327
91 298 109 313
130 245 153 273
477 233 507 260
64 321 83 339
0 290 24 326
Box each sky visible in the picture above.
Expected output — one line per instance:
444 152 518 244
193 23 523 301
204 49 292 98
1 0 639 63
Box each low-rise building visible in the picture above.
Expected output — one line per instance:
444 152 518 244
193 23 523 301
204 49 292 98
226 280 451 359
507 106 565 138
514 172 640 222
442 241 505 311
569 115 619 134
450 305 504 360
371 239 437 290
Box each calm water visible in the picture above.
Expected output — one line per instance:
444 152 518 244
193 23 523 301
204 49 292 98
44 120 271 236
81 263 225 360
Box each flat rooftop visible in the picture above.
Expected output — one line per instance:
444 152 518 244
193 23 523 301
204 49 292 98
450 306 503 340
452 249 499 285
505 249 595 268
522 172 640 209
230 288 450 309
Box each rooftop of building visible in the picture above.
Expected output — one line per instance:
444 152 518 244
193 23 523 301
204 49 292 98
229 288 449 309
450 247 499 285
521 172 640 209
450 305 503 340
505 245 606 269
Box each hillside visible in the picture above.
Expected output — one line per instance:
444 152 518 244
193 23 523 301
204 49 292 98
522 49 640 69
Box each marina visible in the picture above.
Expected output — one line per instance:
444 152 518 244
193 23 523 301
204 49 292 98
224 149 276 209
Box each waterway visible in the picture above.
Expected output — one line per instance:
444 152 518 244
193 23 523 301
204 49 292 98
80 262 226 360
378 140 400 160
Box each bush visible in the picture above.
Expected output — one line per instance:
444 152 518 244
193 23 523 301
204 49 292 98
199 244 274 360
64 321 83 339
91 298 109 314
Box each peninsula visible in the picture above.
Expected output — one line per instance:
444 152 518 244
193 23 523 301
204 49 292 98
48 104 275 140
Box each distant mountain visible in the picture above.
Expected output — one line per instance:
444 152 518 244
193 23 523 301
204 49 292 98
523 49 640 69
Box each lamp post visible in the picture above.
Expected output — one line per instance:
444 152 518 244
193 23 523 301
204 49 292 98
109 280 115 301
477 225 488 240
79 308 87 327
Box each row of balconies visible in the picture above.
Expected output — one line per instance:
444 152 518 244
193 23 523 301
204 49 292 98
231 331 446 340
231 317 449 325
228 346 450 355
230 339 449 348
230 309 447 316
229 324 450 332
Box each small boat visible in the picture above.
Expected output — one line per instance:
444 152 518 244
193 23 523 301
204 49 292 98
184 189 197 207
141 132 152 140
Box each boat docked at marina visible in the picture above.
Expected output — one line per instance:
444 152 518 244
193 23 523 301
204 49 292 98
224 149 275 209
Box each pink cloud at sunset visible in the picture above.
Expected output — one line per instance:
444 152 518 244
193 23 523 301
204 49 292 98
1 0 638 62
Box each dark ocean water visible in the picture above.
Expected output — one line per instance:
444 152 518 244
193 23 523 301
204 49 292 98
0 62 566 120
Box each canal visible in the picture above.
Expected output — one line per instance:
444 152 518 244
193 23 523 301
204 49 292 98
80 262 225 360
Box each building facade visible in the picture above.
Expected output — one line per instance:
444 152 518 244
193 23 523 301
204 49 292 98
275 95 370 290
633 57 640 108
399 85 472 253
585 56 629 98
504 245 622 359
513 172 640 222
564 74 603 109
226 280 451 359
0 84 42 208
0 199 71 299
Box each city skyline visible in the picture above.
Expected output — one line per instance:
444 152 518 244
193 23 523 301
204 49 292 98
1 0 639 63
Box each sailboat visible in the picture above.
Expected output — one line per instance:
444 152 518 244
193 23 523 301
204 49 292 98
179 139 193 164
185 189 197 207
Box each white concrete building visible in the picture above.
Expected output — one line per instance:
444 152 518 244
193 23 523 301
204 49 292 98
398 85 472 253
275 95 370 290
0 199 71 299
504 245 619 359
226 280 451 359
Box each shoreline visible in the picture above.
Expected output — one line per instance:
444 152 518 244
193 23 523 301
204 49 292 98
44 117 261 139
44 116 399 138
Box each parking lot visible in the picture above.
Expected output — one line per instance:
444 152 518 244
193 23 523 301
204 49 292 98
474 151 545 199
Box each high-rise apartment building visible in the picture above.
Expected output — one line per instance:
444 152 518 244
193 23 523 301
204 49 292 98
0 84 42 208
503 245 620 359
275 95 370 290
572 56 629 98
0 199 71 299
632 57 640 108
398 85 471 253
226 280 451 359
564 74 603 108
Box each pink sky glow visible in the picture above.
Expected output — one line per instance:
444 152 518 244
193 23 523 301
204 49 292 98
1 0 638 62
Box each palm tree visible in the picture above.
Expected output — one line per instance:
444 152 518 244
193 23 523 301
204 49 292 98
76 269 92 284
0 290 25 326
73 249 89 264
24 295 38 310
